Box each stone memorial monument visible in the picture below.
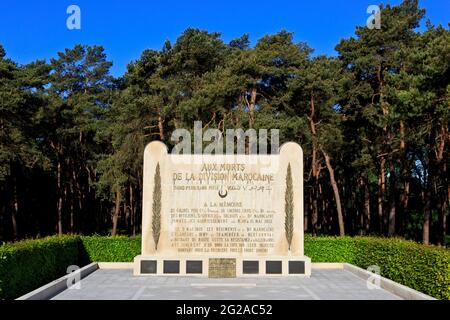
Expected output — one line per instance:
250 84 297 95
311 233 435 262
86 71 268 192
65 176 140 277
134 141 311 277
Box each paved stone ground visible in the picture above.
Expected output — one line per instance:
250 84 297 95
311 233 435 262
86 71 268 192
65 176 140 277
51 269 401 300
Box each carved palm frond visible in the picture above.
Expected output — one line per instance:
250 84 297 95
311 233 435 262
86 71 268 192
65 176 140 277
285 163 294 251
152 163 161 250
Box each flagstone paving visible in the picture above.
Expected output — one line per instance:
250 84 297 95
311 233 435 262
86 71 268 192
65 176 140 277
51 268 402 300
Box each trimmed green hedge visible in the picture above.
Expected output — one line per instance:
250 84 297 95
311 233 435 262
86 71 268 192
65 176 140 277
0 236 82 300
304 235 357 262
80 236 141 262
1 235 449 299
304 236 450 300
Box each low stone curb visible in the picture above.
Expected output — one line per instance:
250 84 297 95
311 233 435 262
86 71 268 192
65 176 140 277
98 262 134 269
342 263 435 300
16 262 98 300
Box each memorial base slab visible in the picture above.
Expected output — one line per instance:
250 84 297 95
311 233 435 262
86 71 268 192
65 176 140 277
133 255 311 277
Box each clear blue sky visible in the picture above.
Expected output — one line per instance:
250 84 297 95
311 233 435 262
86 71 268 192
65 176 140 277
1 0 448 77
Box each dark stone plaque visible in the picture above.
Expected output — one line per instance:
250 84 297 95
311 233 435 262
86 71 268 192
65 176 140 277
289 261 305 274
141 260 157 274
163 260 180 274
243 261 259 274
266 261 282 274
186 260 203 274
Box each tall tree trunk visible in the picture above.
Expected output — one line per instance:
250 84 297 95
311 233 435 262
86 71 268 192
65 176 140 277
441 160 449 244
436 125 446 163
363 176 371 234
57 158 63 235
377 61 389 235
388 159 396 236
378 157 386 234
319 183 326 230
111 189 121 236
311 188 318 235
66 159 73 233
137 170 142 234
423 133 435 246
423 177 431 245
11 174 19 240
436 126 447 244
400 177 409 234
248 86 257 128
157 113 165 141
68 184 74 233
400 120 406 151
130 184 136 236
72 166 81 233
399 158 410 236
124 202 129 229
398 120 409 235
357 179 362 232
309 93 319 233
442 197 448 244
322 149 345 236
446 182 450 241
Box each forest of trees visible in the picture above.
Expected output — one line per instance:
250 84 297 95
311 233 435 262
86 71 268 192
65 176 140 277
0 1 448 244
